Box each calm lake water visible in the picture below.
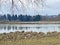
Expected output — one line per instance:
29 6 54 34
0 24 60 33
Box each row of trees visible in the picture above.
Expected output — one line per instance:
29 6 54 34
0 14 41 21
0 14 60 21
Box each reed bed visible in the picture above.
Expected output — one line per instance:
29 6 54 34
0 31 60 45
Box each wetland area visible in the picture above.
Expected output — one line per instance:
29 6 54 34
0 22 60 45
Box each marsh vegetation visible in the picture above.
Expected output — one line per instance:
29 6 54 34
0 31 60 45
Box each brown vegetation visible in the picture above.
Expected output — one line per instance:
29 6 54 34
0 31 60 41
0 31 60 45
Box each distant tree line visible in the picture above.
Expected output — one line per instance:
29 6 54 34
0 14 41 21
41 14 60 21
0 14 60 21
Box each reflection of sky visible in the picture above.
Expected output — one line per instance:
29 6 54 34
0 24 60 33
0 0 60 15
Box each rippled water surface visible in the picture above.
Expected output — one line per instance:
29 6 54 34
0 24 60 33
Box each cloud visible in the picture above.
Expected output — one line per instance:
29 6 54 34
0 0 60 15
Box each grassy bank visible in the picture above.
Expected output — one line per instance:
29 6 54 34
0 31 60 45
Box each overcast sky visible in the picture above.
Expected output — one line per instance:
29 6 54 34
44 0 60 15
0 0 60 15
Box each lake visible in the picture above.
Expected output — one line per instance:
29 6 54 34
0 24 60 33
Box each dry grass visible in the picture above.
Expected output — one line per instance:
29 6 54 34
0 37 60 45
0 31 60 45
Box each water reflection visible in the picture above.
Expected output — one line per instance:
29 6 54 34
0 25 41 30
0 24 60 33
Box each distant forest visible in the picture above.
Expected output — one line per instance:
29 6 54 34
0 14 60 21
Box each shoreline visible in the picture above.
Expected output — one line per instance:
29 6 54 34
0 21 60 24
0 31 60 38
0 31 60 40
